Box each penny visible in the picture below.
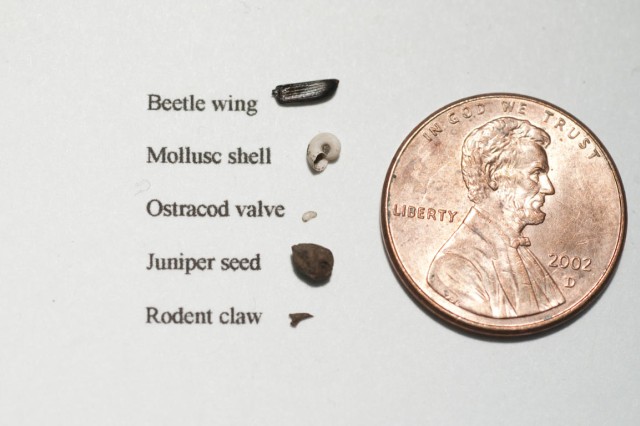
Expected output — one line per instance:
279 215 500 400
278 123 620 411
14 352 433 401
381 94 626 336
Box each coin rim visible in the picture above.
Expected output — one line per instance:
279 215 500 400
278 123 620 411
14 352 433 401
381 93 627 336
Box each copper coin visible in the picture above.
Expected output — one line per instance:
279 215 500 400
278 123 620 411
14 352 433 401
381 94 626 336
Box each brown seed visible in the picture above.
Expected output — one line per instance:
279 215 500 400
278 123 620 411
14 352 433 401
289 313 313 327
291 243 334 281
272 79 339 105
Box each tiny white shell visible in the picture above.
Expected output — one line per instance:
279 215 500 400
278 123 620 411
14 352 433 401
302 211 317 222
307 133 341 172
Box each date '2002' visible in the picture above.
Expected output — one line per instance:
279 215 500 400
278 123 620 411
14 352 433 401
548 254 592 271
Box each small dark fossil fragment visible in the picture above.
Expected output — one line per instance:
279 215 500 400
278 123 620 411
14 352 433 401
272 79 339 105
291 243 334 282
289 312 313 327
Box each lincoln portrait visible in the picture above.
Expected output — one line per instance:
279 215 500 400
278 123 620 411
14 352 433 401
427 117 565 318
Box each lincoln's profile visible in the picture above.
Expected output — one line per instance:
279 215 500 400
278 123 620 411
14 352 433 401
427 117 565 318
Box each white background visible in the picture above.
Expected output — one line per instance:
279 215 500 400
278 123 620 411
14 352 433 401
1 1 639 425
